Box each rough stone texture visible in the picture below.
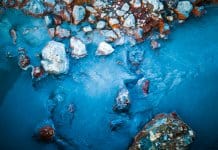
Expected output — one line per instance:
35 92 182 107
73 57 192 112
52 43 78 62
123 14 136 28
129 113 195 150
70 37 87 59
41 41 69 74
72 5 85 25
96 41 114 56
22 0 46 17
176 1 193 19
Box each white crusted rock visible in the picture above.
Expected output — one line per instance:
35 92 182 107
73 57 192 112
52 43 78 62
55 26 71 38
121 3 130 12
96 41 114 56
70 37 87 59
72 5 86 25
100 30 118 42
63 0 73 5
130 0 142 8
123 14 135 28
96 20 106 29
176 1 193 19
83 25 93 33
41 41 69 74
109 18 119 28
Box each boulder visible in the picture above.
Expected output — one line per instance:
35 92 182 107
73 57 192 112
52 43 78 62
175 1 193 20
72 5 86 25
129 113 195 150
123 14 136 28
70 37 87 59
41 41 69 74
22 0 46 17
96 41 114 56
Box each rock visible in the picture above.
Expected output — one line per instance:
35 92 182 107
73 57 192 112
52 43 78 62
192 6 206 17
121 3 130 12
100 30 118 42
150 40 161 49
10 28 17 44
108 18 120 29
18 53 31 70
130 0 142 8
31 66 45 79
110 118 125 131
70 37 87 59
55 26 71 38
123 14 136 28
175 1 193 20
96 41 114 56
86 6 97 14
41 41 69 74
44 15 53 27
72 5 86 25
88 14 96 24
48 28 55 38
93 0 108 9
39 125 55 141
129 113 195 150
96 20 106 29
22 0 46 17
127 47 144 67
113 88 131 112
63 0 73 5
143 0 164 11
142 79 150 94
43 0 55 7
162 0 178 9
82 25 93 33
116 10 125 17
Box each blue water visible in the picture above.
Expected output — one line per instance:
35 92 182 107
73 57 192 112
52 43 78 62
0 6 218 150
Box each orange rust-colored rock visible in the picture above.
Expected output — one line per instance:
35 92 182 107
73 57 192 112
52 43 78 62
192 7 201 17
73 0 91 5
174 10 187 20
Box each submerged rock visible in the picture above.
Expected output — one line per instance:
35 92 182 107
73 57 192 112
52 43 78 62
70 37 87 59
96 41 114 56
18 53 31 70
41 41 69 74
129 113 195 150
110 118 125 131
113 88 131 112
34 120 55 142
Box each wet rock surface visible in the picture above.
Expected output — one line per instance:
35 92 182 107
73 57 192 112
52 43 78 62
129 113 195 150
41 41 69 74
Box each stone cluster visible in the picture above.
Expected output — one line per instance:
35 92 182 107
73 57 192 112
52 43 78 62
1 0 208 44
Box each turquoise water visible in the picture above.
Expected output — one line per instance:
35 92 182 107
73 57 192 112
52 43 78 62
0 6 218 150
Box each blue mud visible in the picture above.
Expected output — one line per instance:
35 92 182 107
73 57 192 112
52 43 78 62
0 6 218 150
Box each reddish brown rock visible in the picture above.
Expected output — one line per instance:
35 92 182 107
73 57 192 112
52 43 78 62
39 126 55 141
